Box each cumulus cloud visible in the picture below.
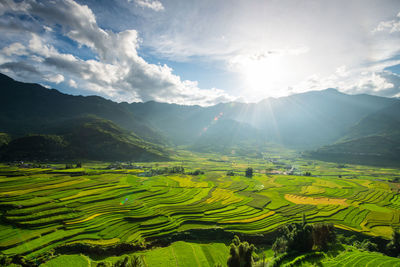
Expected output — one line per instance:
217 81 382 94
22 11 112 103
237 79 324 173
68 79 77 88
0 0 231 106
44 73 64 84
133 0 164 12
373 11 400 33
0 61 40 77
2 42 27 56
292 67 400 99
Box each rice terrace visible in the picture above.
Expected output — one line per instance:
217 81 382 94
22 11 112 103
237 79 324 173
2 0 400 266
1 149 400 266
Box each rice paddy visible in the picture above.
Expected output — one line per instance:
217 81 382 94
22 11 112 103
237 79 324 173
0 151 400 265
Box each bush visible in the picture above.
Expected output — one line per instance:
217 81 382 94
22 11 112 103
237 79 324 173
113 255 144 267
354 240 378 252
245 168 253 178
189 170 204 175
312 223 336 251
227 235 256 267
387 230 400 257
272 218 313 255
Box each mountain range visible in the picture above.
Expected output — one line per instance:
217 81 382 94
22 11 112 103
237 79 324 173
0 73 399 165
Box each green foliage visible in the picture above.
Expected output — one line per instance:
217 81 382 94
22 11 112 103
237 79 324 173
226 170 235 176
113 255 144 267
312 223 336 251
386 230 400 257
188 169 204 175
0 133 11 147
0 117 169 162
0 254 12 266
65 163 74 169
150 166 185 175
353 239 378 252
227 236 256 267
245 168 253 178
272 219 336 256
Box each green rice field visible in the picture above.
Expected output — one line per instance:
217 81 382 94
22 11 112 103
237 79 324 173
1 150 400 266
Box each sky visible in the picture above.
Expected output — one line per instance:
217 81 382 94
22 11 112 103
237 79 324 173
0 0 400 106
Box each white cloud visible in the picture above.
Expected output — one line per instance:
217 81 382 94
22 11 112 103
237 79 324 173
292 67 400 99
0 0 231 106
133 0 164 12
44 73 64 84
68 79 77 88
373 10 400 33
2 42 26 56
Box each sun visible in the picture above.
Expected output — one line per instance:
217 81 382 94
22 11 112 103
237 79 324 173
235 53 288 99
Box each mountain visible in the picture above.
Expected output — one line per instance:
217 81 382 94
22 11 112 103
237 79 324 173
343 102 400 141
307 102 400 166
0 73 166 145
1 73 399 163
190 118 265 153
126 89 398 150
0 133 10 148
306 136 400 167
0 116 170 162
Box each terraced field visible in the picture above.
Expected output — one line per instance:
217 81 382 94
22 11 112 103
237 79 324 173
0 155 400 265
322 250 400 267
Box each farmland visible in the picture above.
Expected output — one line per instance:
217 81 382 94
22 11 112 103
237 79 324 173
0 150 400 266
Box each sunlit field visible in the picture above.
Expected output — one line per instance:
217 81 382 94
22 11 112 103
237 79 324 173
1 150 400 266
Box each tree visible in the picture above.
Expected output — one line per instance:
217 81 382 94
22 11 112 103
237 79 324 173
312 223 336 251
387 230 400 257
113 255 144 267
245 167 253 178
354 240 378 252
227 235 256 267
227 243 240 267
272 218 313 255
227 170 235 176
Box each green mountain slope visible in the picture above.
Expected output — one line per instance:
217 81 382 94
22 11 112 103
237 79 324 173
308 102 400 166
343 102 400 141
190 118 265 154
126 89 397 149
0 73 166 145
306 135 400 167
0 116 170 162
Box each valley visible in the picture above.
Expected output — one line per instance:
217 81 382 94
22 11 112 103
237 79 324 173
1 150 400 266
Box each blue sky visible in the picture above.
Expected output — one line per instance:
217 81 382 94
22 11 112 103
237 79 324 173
0 0 400 105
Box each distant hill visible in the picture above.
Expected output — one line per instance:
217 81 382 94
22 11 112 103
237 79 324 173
1 73 399 164
0 116 170 162
0 133 11 148
126 88 398 150
307 102 400 166
0 73 166 145
306 135 400 167
343 102 400 141
190 118 265 153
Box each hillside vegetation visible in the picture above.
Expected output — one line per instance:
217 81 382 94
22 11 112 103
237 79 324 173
0 116 170 162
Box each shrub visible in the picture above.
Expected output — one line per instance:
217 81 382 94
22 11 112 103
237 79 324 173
245 168 253 178
272 218 313 255
227 170 235 176
312 223 336 251
227 235 256 267
387 230 400 257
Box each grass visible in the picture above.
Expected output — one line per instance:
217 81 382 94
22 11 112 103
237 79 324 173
41 254 90 267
